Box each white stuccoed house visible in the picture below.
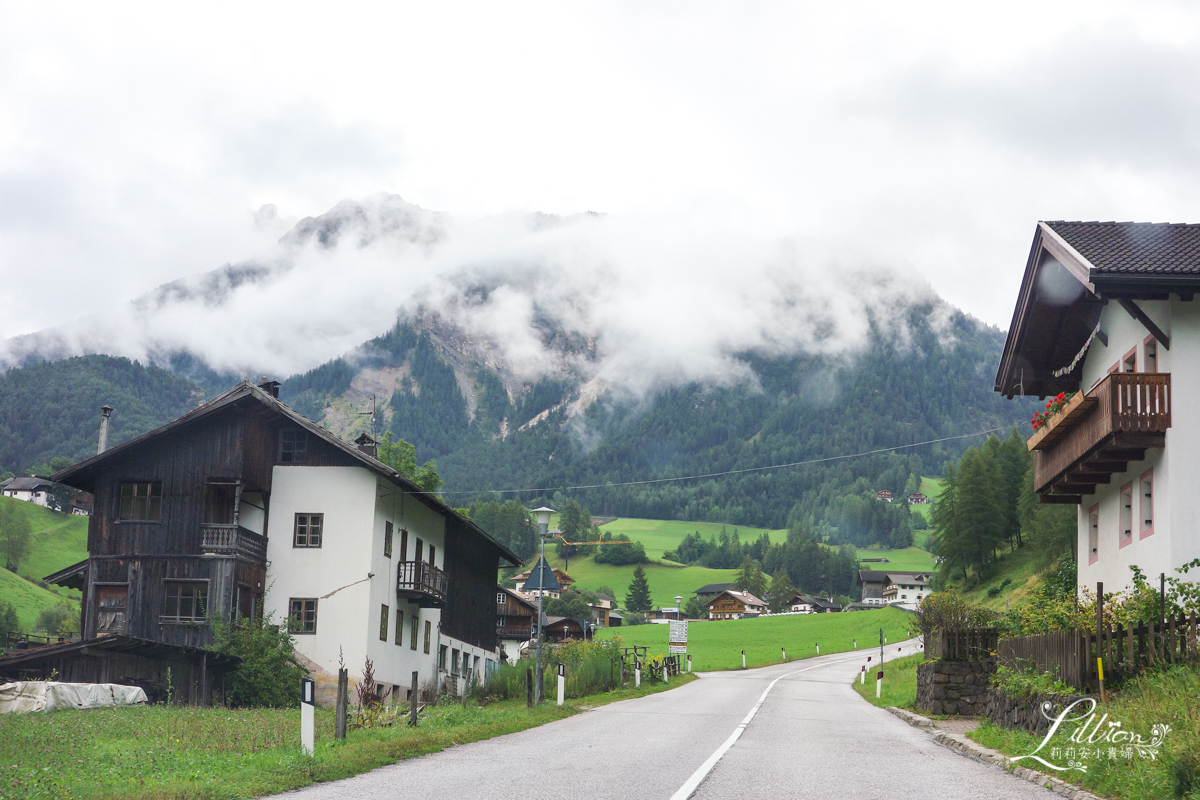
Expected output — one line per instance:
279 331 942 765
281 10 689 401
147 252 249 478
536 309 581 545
997 221 1200 595
44 380 521 706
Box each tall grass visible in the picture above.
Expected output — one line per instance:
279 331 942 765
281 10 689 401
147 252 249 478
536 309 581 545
971 663 1200 800
488 640 625 700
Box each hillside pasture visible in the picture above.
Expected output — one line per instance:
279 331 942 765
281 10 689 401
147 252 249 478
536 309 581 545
596 606 917 671
0 566 78 631
852 545 935 572
539 553 738 610
591 517 784 561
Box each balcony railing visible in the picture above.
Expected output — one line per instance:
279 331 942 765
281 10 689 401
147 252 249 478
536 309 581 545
201 524 267 563
1032 372 1170 501
396 560 448 607
497 625 535 639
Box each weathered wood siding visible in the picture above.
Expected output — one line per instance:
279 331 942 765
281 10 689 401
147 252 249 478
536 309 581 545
441 519 501 651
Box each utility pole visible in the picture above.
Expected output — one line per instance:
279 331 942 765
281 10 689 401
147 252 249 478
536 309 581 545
531 507 556 704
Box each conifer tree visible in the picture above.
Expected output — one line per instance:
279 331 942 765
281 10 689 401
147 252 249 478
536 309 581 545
734 557 767 597
767 569 795 613
624 565 653 611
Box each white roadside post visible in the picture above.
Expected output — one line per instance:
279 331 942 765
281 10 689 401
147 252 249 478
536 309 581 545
635 660 641 688
781 646 786 662
687 655 692 673
300 677 315 756
741 650 746 669
860 665 865 684
876 669 883 699
557 663 565 706
815 642 820 655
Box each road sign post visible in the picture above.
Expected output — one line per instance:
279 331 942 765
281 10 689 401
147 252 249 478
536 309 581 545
300 677 315 756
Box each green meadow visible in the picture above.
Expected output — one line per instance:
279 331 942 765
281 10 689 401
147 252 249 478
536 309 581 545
0 497 86 630
591 517 785 561
596 605 917 671
529 512 935 608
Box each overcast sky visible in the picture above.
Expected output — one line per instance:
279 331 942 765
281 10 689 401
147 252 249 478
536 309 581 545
3 0 1200 346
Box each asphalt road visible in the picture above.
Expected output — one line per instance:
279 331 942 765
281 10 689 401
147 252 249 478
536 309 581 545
272 642 1058 800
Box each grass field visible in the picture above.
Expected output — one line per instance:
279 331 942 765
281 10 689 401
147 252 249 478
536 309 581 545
0 497 86 630
851 651 923 710
0 676 692 800
852 545 936 572
596 606 917 671
957 541 1048 611
535 515 935 606
542 554 738 609
592 517 785 561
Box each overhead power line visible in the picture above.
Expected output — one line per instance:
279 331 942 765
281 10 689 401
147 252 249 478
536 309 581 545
430 424 1012 497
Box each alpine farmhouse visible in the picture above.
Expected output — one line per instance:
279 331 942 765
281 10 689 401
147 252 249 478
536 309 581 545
33 380 519 704
997 221 1200 595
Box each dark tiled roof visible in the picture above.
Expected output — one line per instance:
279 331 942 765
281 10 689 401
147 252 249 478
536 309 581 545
857 571 888 582
2 477 52 491
694 583 735 594
1045 221 1200 274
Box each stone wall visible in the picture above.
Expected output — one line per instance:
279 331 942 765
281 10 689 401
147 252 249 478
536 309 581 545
985 688 1091 735
916 659 996 716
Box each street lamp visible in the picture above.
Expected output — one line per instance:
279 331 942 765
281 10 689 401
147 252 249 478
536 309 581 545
529 506 557 703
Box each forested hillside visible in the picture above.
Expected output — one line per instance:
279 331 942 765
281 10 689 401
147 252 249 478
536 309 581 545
0 355 202 475
0 299 1037 548
433 306 1037 532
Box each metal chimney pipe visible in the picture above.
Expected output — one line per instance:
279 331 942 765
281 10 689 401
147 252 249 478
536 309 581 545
98 405 113 454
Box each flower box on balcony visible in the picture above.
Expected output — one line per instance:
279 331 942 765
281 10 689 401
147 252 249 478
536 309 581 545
1026 391 1095 451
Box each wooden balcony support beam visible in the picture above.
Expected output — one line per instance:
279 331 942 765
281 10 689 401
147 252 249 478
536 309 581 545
1051 483 1097 495
1040 494 1082 504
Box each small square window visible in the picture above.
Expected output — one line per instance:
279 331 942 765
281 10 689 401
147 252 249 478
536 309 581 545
280 429 308 464
294 513 323 548
497 592 506 606
119 482 162 521
289 598 317 634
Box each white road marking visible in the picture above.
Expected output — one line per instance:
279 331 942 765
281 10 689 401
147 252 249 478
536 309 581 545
667 655 861 800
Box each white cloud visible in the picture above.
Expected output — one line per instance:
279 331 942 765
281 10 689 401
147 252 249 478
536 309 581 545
3 0 1200 345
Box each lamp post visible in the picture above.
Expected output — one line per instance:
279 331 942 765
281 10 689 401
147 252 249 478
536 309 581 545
532 506 555 703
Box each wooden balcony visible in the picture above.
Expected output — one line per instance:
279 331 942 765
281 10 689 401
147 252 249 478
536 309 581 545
396 561 448 608
497 625 534 639
201 524 267 563
1032 372 1170 503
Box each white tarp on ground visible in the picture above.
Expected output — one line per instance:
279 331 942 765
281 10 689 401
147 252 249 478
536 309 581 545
0 681 148 713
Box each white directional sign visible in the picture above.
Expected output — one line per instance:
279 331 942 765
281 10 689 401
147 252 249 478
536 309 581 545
668 620 688 653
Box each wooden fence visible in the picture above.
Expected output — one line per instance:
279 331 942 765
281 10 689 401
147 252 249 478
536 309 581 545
999 612 1199 690
931 627 999 661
